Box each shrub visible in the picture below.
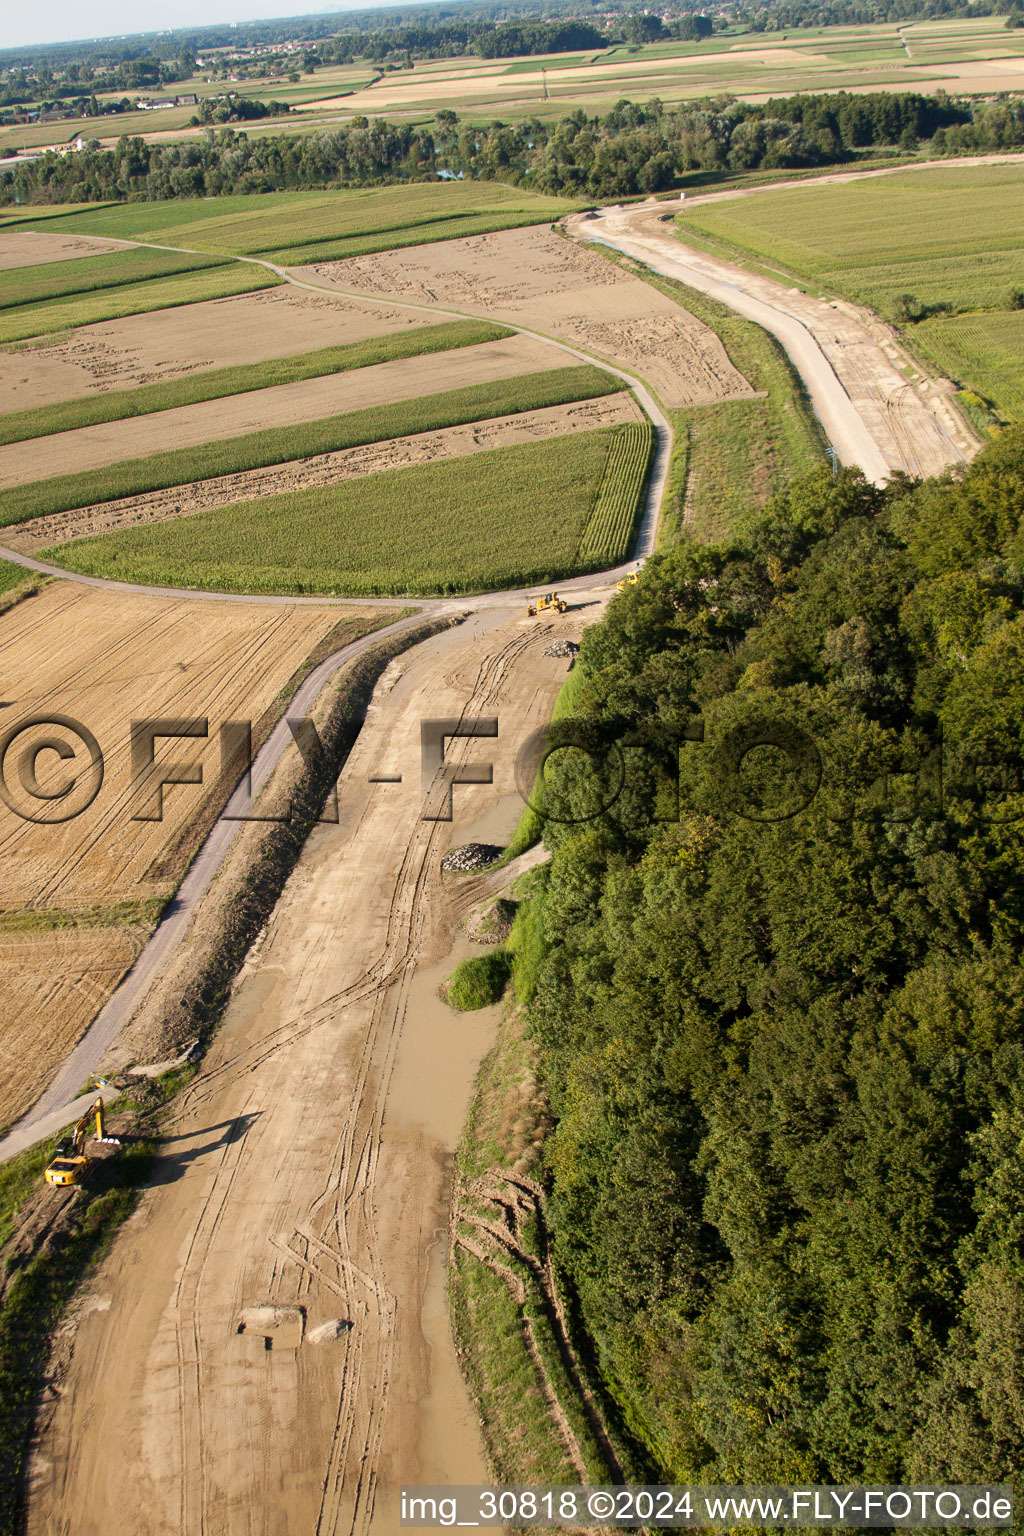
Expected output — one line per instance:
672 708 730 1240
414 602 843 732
445 952 512 1011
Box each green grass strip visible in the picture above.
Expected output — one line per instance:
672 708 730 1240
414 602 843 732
0 559 27 595
1 365 619 528
0 320 510 447
0 247 228 313
0 264 281 345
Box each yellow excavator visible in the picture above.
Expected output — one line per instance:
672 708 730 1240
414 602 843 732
616 573 640 593
527 592 568 618
44 1097 109 1187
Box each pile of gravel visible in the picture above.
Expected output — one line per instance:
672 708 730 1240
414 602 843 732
441 842 503 873
544 639 580 659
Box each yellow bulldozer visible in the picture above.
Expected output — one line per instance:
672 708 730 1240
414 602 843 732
616 573 640 593
44 1097 112 1187
526 592 568 618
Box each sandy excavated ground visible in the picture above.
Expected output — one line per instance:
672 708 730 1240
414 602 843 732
27 602 586 1536
0 231 135 272
0 926 147 1125
304 225 757 410
0 334 572 488
0 584 377 912
11 393 641 551
0 284 437 415
586 203 978 480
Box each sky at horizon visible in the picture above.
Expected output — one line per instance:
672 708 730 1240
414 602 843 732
4 0 395 52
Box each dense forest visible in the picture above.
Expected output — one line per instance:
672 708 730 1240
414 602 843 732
2 90 997 204
516 429 1024 1483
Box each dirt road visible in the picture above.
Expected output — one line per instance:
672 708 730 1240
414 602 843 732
573 203 979 483
27 601 585 1536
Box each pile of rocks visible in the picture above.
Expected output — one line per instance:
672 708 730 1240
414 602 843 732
543 639 579 659
440 842 503 873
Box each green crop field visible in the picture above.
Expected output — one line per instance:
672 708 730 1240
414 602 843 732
675 163 1024 418
576 420 653 564
12 182 582 259
0 320 509 447
0 364 619 527
43 430 623 596
0 246 227 312
0 263 281 344
913 310 1024 421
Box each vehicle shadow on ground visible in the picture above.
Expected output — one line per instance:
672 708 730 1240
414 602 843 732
147 1112 262 1185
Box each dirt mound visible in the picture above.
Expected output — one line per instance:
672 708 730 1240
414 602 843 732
465 897 517 945
543 639 579 658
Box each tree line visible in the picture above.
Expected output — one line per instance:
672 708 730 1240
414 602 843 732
519 427 1024 1486
1 90 990 205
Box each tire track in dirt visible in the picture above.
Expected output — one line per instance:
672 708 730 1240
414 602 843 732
131 623 543 1536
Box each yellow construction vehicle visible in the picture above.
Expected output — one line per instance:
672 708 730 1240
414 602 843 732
44 1098 108 1187
527 592 568 617
616 573 640 593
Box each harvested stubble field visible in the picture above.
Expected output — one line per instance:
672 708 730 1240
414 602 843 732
45 426 640 594
0 319 507 447
9 394 641 553
312 224 757 410
674 162 1024 418
0 362 615 523
0 263 282 346
0 583 401 1119
0 285 441 416
0 246 229 313
0 335 576 490
0 925 148 1127
0 231 132 272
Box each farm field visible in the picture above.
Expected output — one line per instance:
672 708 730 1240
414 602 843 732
914 309 1024 421
0 319 506 446
0 582 402 1122
8 394 641 553
0 334 573 488
0 262 282 344
0 362 615 522
283 16 1024 120
0 925 148 1130
0 285 445 415
0 246 228 312
674 162 1024 418
43 426 640 594
576 419 653 563
6 182 582 259
319 223 757 409
6 15 1024 159
0 231 133 271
